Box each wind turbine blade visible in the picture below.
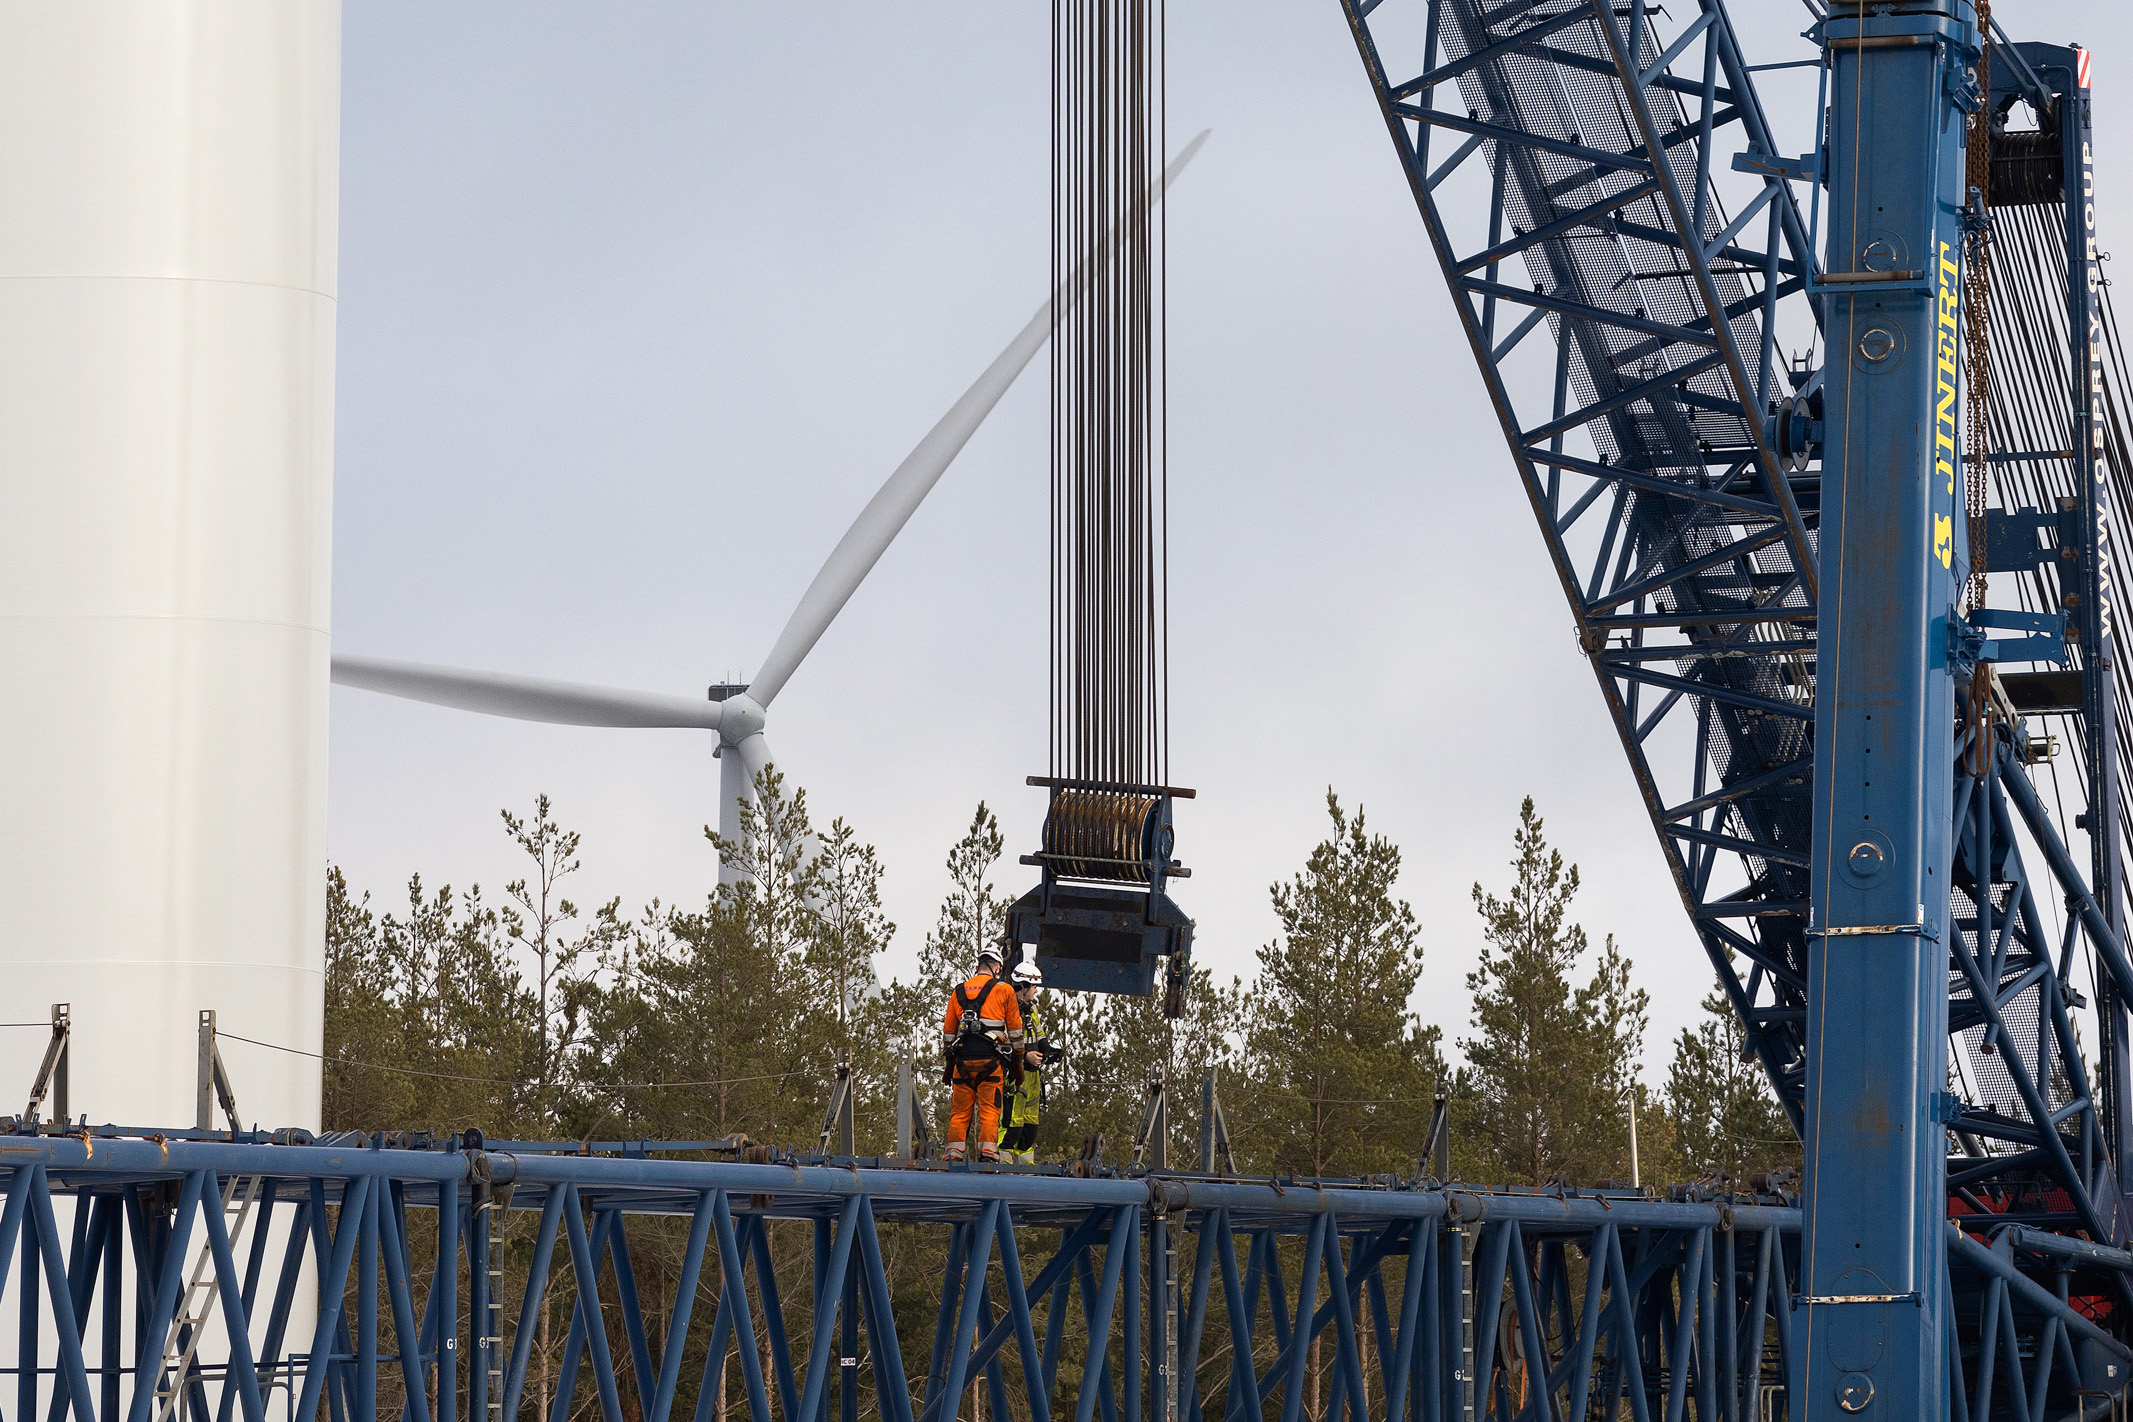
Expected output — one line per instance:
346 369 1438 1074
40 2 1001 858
332 654 724 730
735 731 773 785
745 129 1212 708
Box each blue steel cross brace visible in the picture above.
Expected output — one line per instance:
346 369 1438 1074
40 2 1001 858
1800 7 1975 1419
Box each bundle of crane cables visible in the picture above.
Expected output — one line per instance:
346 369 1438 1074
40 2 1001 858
1043 0 1173 874
1965 3 1994 618
1049 0 1166 796
1978 96 2133 872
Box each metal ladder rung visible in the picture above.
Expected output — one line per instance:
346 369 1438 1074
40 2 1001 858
152 1175 264 1422
1461 1240 1477 1422
486 1263 504 1420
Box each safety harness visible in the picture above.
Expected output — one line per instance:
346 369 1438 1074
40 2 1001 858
951 973 1009 1066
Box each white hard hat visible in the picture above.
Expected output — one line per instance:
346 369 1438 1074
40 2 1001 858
1012 961 1044 987
978 945 1005 968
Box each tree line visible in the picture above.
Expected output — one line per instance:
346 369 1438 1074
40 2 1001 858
318 776 1796 1422
322 776 1795 1189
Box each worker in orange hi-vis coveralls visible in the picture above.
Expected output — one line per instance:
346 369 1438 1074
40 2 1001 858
940 943 1024 1162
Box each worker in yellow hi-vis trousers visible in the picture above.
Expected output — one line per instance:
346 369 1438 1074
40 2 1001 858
998 961 1049 1163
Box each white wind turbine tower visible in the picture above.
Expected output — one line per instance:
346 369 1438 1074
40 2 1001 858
334 134 1208 875
0 8 338 1130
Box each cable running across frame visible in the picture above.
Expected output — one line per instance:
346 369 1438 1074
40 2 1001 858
219 1031 809 1094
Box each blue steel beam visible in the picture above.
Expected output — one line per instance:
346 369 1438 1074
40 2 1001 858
609 1211 655 1414
194 1174 263 1422
711 1191 773 1422
798 1198 861 1422
1802 8 1976 1418
0 1136 2121 1417
854 1200 914 1422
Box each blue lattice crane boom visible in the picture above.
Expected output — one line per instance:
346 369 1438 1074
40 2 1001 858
1343 0 1828 1127
1336 0 2133 1413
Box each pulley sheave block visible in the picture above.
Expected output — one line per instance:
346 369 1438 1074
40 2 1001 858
1008 778 1194 1016
1005 882 1192 1003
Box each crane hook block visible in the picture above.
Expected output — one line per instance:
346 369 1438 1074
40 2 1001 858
1007 781 1194 1016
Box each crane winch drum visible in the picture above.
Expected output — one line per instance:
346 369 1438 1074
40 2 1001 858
1007 780 1193 1015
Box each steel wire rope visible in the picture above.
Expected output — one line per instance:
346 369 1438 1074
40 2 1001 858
1988 193 2105 823
218 1031 810 1094
2078 242 2133 1131
2004 211 2106 915
1048 0 1060 788
1983 196 2133 918
1966 2 1995 612
1251 1093 1456 1106
2094 275 2133 872
1988 201 2085 1033
2002 188 2133 848
1049 0 1164 798
1159 0 1170 793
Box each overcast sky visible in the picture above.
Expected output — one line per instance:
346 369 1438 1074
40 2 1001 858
328 3 2133 1089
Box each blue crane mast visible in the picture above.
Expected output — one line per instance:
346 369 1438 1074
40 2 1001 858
1336 0 2133 1413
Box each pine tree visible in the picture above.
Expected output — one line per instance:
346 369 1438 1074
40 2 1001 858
878 802 1015 1067
323 866 395 1128
809 815 898 1132
576 767 841 1144
1241 791 1444 1180
1042 964 1247 1164
808 820 894 1047
1458 796 1649 1185
501 794 620 1122
434 882 543 1129
322 865 539 1134
924 801 1011 975
1667 974 1799 1184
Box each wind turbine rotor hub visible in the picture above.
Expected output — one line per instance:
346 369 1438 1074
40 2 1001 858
716 691 767 748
